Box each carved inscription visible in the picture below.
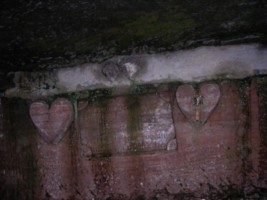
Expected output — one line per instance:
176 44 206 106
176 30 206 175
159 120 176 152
79 92 177 156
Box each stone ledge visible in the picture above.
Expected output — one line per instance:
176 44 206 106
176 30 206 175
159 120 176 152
5 44 267 99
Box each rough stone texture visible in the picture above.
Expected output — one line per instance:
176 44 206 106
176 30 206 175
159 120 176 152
257 78 267 189
0 99 38 200
79 92 176 156
35 132 76 200
30 98 74 144
0 78 267 199
0 0 266 73
5 44 267 98
171 81 245 194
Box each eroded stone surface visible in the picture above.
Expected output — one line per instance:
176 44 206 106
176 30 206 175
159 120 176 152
30 98 73 144
0 78 267 199
4 44 267 99
176 83 220 125
79 92 176 156
172 81 247 193
35 135 75 200
1 0 266 72
75 81 255 198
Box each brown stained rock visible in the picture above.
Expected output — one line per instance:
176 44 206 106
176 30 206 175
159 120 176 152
35 134 76 200
247 80 261 191
79 92 176 157
1 79 267 199
32 80 262 199
173 81 245 192
75 81 251 198
30 98 73 144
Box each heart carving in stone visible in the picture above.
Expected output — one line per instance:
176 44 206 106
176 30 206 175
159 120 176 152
30 98 73 144
176 83 220 125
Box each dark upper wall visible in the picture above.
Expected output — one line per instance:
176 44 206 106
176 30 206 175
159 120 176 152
0 0 266 73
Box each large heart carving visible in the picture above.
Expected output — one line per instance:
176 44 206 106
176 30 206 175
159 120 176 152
30 98 73 144
176 83 220 125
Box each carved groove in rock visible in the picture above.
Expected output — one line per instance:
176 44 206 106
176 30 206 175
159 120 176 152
176 83 220 125
30 98 73 144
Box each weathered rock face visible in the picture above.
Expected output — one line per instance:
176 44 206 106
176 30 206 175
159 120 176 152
0 0 266 73
1 1 266 199
0 77 266 199
4 44 267 99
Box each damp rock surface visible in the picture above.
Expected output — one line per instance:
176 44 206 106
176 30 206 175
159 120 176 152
0 77 267 199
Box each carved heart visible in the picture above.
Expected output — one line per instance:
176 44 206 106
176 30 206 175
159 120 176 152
176 83 220 125
199 84 221 123
30 98 73 144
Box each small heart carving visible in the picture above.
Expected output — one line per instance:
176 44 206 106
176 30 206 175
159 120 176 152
176 83 220 125
30 98 73 144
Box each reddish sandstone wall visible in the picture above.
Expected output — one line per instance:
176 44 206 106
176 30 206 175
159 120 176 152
0 77 266 200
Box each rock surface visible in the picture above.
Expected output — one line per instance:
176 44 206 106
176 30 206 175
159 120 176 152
0 0 266 74
1 77 267 199
30 98 73 144
4 44 267 98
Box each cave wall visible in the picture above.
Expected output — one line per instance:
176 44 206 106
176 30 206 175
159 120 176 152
0 77 266 199
5 44 267 99
1 0 266 72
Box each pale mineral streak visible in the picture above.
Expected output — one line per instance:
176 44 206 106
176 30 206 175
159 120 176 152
5 44 267 98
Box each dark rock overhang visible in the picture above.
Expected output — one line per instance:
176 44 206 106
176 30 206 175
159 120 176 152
0 0 266 74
